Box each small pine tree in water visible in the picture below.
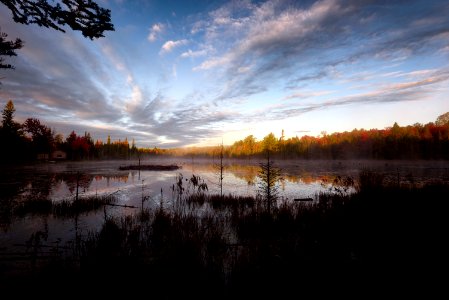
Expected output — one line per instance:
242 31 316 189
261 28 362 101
257 150 281 214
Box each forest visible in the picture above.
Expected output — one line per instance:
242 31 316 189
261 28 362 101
1 100 449 163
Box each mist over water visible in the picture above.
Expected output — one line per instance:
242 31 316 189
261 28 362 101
4 158 449 203
1 158 448 255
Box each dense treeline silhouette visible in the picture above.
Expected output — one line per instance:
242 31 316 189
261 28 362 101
169 120 449 160
0 100 138 162
1 100 448 163
230 121 449 160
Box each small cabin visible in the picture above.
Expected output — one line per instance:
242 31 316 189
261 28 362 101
51 150 67 160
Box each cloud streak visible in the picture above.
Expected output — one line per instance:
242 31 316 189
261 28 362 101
148 23 164 42
160 39 188 55
261 68 449 121
181 49 208 58
191 0 449 100
123 92 240 147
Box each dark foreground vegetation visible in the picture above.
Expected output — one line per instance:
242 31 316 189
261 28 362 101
1 171 447 297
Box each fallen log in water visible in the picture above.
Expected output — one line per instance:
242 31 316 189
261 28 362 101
105 203 138 208
118 164 180 171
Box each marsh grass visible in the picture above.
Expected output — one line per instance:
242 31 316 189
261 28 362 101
186 193 256 210
3 171 448 297
13 194 116 218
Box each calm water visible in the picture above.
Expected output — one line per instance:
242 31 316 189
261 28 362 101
1 158 449 265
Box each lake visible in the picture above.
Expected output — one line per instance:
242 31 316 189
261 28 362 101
1 158 448 269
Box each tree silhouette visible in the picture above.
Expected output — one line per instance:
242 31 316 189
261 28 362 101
436 112 449 126
0 100 26 161
258 150 281 215
0 30 23 70
213 143 225 198
1 0 114 39
23 117 55 155
0 0 114 73
1 100 20 133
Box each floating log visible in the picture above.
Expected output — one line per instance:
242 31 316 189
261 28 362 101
294 198 314 202
105 203 138 208
118 164 180 171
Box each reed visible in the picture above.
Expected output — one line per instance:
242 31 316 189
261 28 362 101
13 194 116 217
4 174 448 297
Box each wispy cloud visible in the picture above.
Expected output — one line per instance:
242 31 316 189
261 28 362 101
193 55 231 71
261 68 449 121
283 90 335 101
191 0 449 100
0 8 155 144
160 39 188 55
147 23 164 42
0 13 121 123
180 49 208 58
124 92 240 147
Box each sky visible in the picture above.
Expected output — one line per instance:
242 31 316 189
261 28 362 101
1 0 449 148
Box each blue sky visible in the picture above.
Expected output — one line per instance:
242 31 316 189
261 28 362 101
1 0 449 147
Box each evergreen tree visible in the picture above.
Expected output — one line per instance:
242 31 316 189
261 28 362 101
2 100 17 129
258 151 281 215
0 100 25 161
0 30 23 70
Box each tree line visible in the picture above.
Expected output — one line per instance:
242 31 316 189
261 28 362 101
167 113 449 160
0 100 139 163
1 100 449 163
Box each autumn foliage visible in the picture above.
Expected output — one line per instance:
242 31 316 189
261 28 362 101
167 121 449 160
1 100 449 162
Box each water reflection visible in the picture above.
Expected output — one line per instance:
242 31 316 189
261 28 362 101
1 159 449 278
1 161 447 216
3 160 448 206
1 161 347 238
179 162 343 187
